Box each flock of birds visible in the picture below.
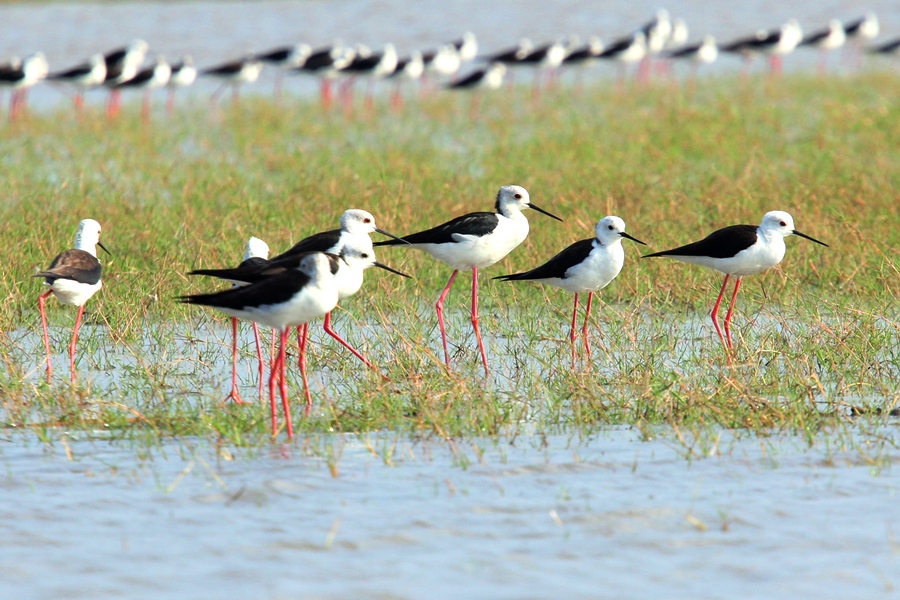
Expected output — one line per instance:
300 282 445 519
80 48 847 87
36 188 828 438
1 10 898 120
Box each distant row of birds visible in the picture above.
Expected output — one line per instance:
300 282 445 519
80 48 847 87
36 185 827 437
1 10 898 120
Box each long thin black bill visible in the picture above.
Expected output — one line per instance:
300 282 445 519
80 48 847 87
97 241 111 256
374 261 412 278
528 202 563 222
375 227 411 244
793 230 829 247
620 232 647 245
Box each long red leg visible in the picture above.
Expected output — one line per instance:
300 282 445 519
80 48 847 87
141 90 151 125
710 275 731 352
436 269 459 369
39 290 53 380
69 305 86 384
268 328 284 435
323 311 375 369
270 329 277 367
321 79 332 110
723 277 742 350
298 322 313 414
225 317 245 404
252 322 264 401
297 323 309 370
581 292 593 360
166 89 175 116
278 329 293 437
470 268 489 377
570 294 579 367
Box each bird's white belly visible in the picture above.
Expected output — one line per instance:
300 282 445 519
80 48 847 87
556 249 624 294
335 267 364 300
232 282 339 330
50 279 102 307
417 222 527 271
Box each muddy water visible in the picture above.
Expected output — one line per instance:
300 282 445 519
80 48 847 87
1 430 898 599
1 0 899 110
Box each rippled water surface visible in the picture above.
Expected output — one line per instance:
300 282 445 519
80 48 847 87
2 430 899 599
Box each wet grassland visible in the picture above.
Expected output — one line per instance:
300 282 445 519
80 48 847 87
1 73 898 458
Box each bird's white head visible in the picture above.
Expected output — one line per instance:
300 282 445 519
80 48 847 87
74 219 103 255
340 209 378 235
759 211 796 237
339 243 377 272
759 211 829 246
244 236 270 260
496 185 562 222
595 215 646 247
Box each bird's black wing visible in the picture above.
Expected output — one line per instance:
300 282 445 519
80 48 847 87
181 268 311 311
446 69 484 89
48 63 92 80
271 229 342 261
375 212 500 246
495 239 594 282
643 224 758 259
34 249 102 285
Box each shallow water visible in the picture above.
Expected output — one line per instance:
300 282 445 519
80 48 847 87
1 429 898 599
2 0 900 110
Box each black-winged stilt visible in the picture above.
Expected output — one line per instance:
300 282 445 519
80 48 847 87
844 13 879 69
166 56 196 114
664 35 718 83
182 252 341 438
597 32 647 85
254 43 311 98
0 52 48 120
338 43 398 111
453 32 479 64
800 20 846 73
642 211 828 355
495 216 644 364
374 185 562 376
201 56 263 105
33 219 109 383
388 51 424 110
637 9 672 80
102 39 149 117
867 37 900 57
293 43 355 109
446 62 506 116
47 54 106 114
113 55 171 122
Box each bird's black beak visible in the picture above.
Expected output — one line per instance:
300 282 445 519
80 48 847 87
793 230 829 247
528 202 563 222
98 241 111 256
376 227 411 245
374 261 412 278
620 232 647 245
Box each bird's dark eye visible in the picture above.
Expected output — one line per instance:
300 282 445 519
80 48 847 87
361 253 369 259
780 221 786 227
364 218 372 223
608 225 614 230
514 193 522 199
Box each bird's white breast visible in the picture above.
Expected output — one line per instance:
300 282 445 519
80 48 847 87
49 279 102 307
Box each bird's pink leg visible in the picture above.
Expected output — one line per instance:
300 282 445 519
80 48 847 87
570 294 579 367
296 323 309 370
166 89 175 115
710 274 731 353
141 90 151 125
38 290 53 380
225 317 245 404
581 291 594 360
69 305 86 384
270 329 277 367
436 270 460 369
269 328 284 436
231 84 240 105
470 268 489 377
252 322 264 401
723 277 743 350
278 329 293 437
298 322 313 415
323 311 375 370
320 79 333 110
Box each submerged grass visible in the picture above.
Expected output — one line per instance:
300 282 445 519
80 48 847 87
1 72 898 450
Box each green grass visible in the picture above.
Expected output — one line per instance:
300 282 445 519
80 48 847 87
1 73 898 449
